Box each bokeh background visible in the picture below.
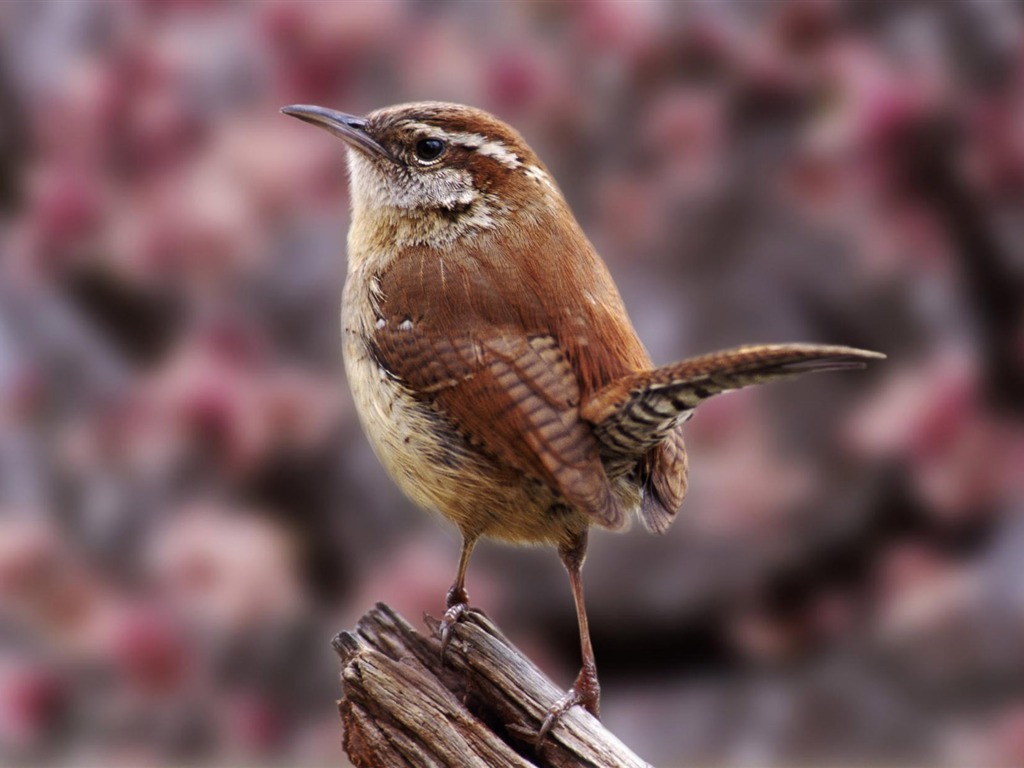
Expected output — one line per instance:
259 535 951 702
2 1 1024 765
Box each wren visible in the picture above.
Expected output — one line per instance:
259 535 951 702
281 101 883 739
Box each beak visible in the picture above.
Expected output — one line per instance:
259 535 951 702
280 105 393 161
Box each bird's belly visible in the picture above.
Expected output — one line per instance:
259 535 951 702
342 312 589 546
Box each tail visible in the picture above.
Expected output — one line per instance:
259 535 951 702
581 344 885 531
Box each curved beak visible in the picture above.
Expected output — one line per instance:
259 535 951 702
280 105 393 161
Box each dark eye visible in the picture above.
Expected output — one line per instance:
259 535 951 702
414 138 445 162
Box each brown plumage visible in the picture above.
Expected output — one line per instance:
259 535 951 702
281 101 884 738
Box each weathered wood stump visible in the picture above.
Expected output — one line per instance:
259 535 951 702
334 603 651 767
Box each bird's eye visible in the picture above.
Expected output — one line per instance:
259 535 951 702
414 138 445 162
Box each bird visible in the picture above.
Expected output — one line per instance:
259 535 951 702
281 100 883 739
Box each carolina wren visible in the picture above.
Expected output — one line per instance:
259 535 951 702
282 101 883 737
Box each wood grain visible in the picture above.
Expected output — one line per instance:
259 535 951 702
334 603 652 768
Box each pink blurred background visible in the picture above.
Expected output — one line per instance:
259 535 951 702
2 1 1024 765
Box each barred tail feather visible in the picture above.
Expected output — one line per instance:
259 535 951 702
583 344 884 531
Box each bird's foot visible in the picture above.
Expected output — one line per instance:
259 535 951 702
438 586 470 664
536 663 600 743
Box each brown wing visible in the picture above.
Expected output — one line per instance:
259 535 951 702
367 244 637 529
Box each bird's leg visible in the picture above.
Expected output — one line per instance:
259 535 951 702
439 535 477 662
538 531 599 742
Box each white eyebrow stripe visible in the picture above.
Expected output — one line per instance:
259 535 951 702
403 122 521 169
524 164 555 190
403 121 446 138
472 138 520 168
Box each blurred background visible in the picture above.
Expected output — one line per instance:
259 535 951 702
1 0 1023 765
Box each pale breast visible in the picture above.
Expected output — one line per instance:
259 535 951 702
340 261 589 545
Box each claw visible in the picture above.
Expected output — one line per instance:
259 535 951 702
438 601 467 663
536 662 600 744
537 686 582 743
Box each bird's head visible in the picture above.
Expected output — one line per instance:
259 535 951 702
281 101 562 244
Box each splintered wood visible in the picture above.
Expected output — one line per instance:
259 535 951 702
334 603 651 768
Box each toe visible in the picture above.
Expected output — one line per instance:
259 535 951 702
438 602 468 662
536 664 601 743
537 687 581 744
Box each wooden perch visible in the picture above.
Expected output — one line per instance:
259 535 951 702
333 603 651 767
